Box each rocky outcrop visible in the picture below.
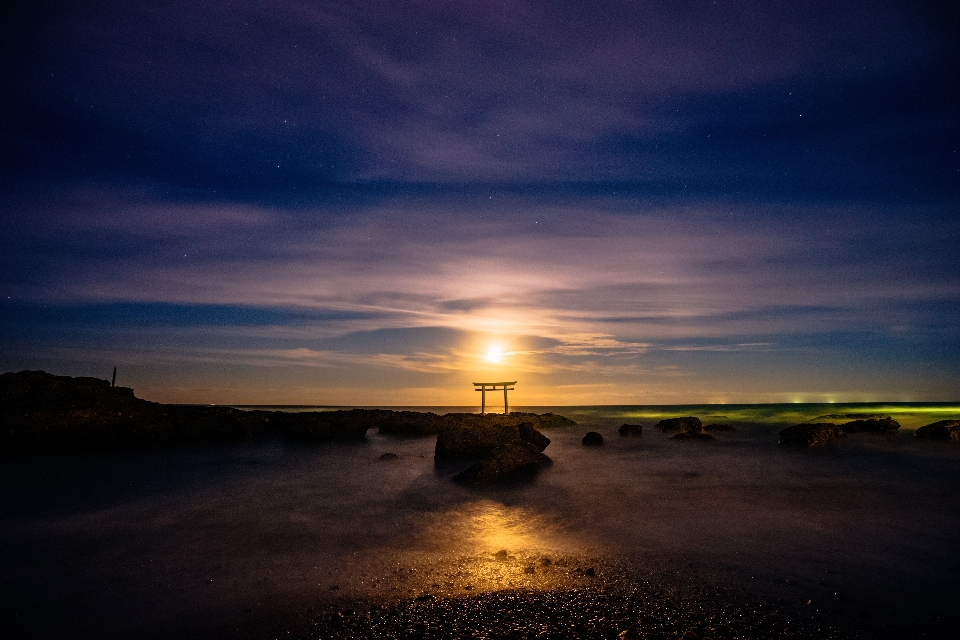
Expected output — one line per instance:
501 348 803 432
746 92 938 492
840 416 900 433
0 370 258 453
656 417 703 434
582 431 604 446
618 423 643 436
915 420 960 441
435 418 552 459
391 411 574 438
672 432 716 442
778 423 845 447
452 443 552 485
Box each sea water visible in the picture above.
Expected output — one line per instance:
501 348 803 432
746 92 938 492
2 403 958 637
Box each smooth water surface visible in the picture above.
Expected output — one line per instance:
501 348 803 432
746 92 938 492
2 404 958 637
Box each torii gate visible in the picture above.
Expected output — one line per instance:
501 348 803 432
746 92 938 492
474 381 516 415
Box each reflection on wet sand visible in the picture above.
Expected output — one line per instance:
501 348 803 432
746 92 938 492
343 499 609 601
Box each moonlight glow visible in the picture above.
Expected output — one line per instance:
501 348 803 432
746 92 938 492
485 345 504 363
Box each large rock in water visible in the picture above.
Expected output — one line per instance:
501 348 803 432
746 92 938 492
778 423 845 447
435 417 553 459
656 417 703 434
915 420 960 441
453 443 552 485
840 416 900 433
392 411 574 438
618 423 643 436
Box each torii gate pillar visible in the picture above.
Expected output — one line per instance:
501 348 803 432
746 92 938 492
473 381 516 415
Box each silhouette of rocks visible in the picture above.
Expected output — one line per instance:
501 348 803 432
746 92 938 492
435 417 554 459
0 370 257 453
704 423 736 432
452 442 552 485
582 431 604 446
672 432 716 442
402 411 573 438
840 416 900 433
915 420 960 441
618 423 643 436
778 423 845 447
656 417 703 434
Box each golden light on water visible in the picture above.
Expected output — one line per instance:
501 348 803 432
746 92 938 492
362 500 603 599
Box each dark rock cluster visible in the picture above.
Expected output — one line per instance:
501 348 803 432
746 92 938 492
656 417 703 434
778 423 846 447
0 371 573 456
437 417 558 485
779 416 903 447
915 420 960 441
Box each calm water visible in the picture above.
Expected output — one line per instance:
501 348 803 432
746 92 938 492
2 404 959 638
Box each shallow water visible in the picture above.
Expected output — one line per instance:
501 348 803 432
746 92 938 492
2 404 958 638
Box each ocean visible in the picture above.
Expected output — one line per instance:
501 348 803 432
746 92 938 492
2 403 958 638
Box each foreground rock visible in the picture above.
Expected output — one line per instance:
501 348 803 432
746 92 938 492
435 417 557 459
618 423 643 436
778 423 845 447
915 420 960 441
582 431 604 446
840 416 900 433
436 414 562 484
656 417 703 434
453 443 552 484
401 411 574 438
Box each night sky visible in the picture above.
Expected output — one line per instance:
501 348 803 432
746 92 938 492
1 1 958 405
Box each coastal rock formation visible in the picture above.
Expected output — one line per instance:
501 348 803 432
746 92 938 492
259 409 374 441
672 432 716 442
582 431 604 445
840 416 900 433
915 420 960 441
704 423 736 432
778 423 845 447
452 442 552 485
618 423 643 436
392 411 574 438
656 417 703 434
0 370 256 453
435 418 552 459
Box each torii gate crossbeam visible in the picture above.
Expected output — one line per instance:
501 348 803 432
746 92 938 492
473 381 516 415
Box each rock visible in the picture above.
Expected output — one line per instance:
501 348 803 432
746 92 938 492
915 420 960 441
268 409 371 441
518 422 551 451
703 423 736 432
383 411 575 437
840 416 900 433
453 443 552 484
778 423 845 447
618 423 643 436
672 432 716 442
0 370 257 453
378 452 400 461
656 417 703 434
435 417 551 459
582 431 604 446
